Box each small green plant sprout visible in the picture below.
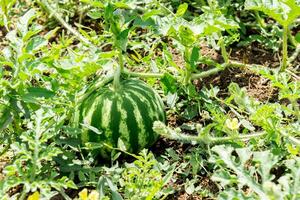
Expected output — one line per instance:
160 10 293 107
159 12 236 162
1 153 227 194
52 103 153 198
245 0 300 71
210 145 300 199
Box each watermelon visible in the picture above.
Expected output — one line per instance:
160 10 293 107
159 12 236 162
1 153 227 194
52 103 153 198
75 79 166 158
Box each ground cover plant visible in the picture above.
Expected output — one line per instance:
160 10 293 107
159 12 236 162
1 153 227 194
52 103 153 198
0 0 299 199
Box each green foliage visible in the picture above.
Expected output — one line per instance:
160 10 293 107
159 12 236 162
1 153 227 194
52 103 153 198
119 150 171 199
228 81 300 146
0 0 16 28
96 150 174 200
245 0 300 27
1 109 76 199
0 0 299 199
211 145 300 199
245 0 300 70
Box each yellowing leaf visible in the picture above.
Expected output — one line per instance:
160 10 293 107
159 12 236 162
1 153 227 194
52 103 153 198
225 118 240 130
79 188 88 200
27 191 39 200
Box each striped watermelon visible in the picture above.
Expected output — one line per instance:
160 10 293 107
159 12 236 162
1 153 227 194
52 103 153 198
75 79 166 158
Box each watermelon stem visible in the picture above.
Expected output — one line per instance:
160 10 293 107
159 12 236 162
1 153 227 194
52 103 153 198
184 63 192 85
113 51 124 90
153 121 268 144
122 60 255 80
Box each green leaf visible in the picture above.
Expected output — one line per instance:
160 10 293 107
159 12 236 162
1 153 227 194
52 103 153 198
166 26 178 40
116 29 129 51
166 92 178 108
97 176 123 200
0 0 16 28
87 11 102 19
114 2 131 9
190 47 200 70
295 32 300 43
240 119 256 131
0 105 12 131
160 73 177 94
21 87 55 103
210 145 300 199
178 25 196 47
104 3 120 36
117 138 127 152
183 104 198 120
142 9 162 20
26 36 47 53
193 11 239 36
244 0 300 26
99 51 118 58
228 83 259 113
44 27 59 40
176 3 188 17
23 26 43 42
133 17 156 28
212 145 268 199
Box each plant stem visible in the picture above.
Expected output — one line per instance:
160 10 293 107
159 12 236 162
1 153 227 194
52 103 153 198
113 51 124 90
36 0 95 48
153 121 267 144
191 67 223 79
184 64 192 85
123 60 261 80
281 25 289 71
218 33 229 63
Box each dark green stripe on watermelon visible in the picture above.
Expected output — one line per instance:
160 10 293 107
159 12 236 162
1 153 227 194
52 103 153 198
89 96 105 142
122 94 140 152
109 96 122 147
127 90 156 145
